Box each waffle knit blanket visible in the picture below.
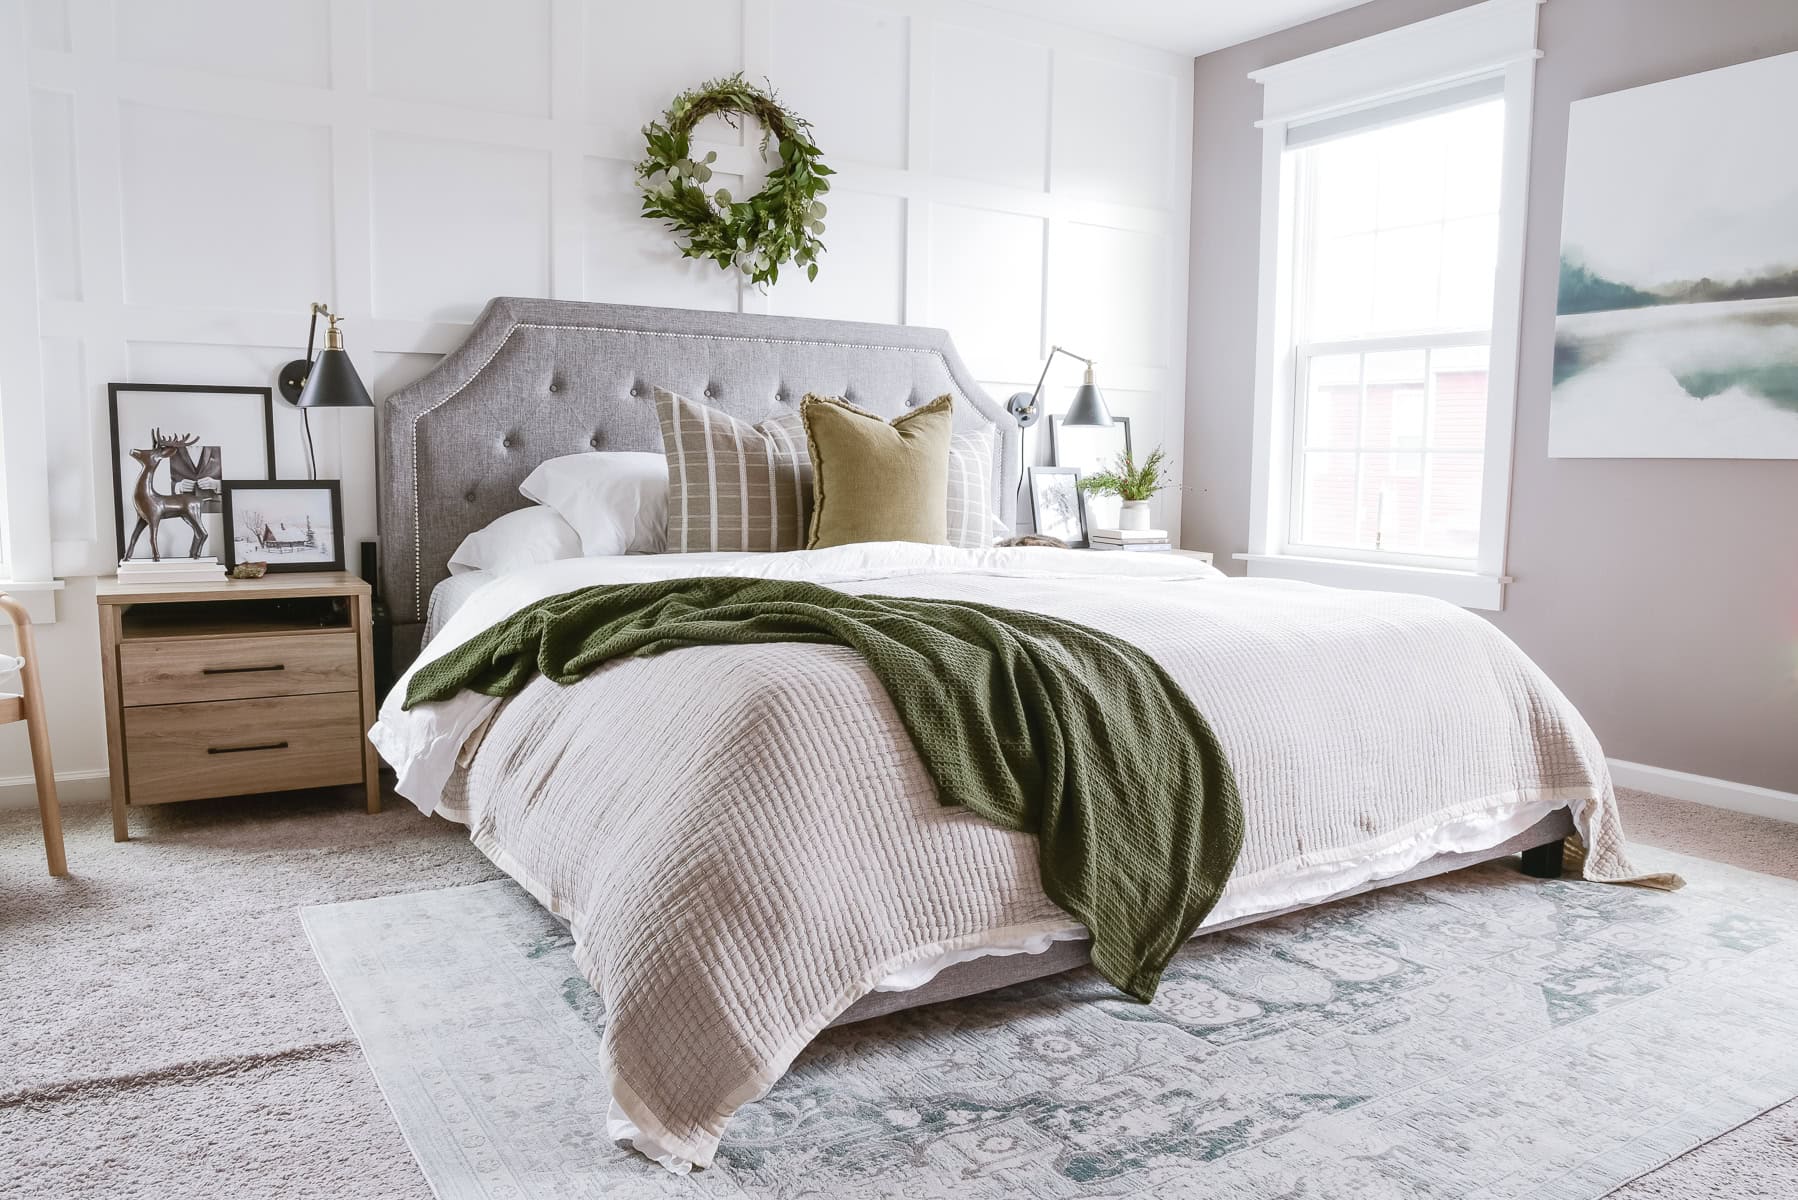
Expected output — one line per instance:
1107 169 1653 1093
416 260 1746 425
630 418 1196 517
406 575 1244 1002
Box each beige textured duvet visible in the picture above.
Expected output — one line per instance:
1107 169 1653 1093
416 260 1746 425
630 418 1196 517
371 545 1667 1171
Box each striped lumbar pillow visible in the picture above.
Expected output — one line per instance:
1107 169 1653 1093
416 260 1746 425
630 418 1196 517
944 427 1006 549
654 387 812 552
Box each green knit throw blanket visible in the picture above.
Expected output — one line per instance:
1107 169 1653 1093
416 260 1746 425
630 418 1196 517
405 576 1243 1001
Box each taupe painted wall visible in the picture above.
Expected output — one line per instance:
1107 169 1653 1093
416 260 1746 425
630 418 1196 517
1184 0 1798 791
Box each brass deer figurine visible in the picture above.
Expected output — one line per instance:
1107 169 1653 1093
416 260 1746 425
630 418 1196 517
123 429 212 561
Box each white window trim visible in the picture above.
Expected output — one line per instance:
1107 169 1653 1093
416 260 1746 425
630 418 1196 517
0 6 58 623
1242 0 1542 611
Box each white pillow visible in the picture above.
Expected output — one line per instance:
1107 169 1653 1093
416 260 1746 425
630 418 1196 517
519 451 669 556
448 505 581 576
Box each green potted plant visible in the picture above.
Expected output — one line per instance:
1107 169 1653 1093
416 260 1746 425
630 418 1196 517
1076 447 1167 531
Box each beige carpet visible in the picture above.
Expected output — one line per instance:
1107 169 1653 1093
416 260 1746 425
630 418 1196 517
0 786 1793 1197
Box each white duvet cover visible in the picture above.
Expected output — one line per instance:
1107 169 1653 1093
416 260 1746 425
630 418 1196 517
370 542 1666 1172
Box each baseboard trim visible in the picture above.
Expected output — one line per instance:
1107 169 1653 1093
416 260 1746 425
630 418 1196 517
1610 759 1798 824
0 767 110 809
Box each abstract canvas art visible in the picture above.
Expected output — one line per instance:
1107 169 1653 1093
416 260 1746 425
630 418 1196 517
1548 50 1798 458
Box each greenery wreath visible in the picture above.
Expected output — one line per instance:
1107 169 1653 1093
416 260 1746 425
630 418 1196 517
635 74 833 288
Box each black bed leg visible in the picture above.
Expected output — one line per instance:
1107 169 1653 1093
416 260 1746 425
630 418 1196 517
1520 838 1565 879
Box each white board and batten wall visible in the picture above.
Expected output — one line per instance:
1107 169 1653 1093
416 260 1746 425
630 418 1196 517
0 0 1195 800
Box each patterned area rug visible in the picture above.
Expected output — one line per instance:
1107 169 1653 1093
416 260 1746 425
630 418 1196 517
302 849 1798 1199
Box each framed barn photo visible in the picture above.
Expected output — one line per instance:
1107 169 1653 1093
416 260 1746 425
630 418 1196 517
220 480 345 573
107 383 275 563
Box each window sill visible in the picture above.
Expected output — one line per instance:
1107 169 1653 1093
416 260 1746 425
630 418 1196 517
1235 554 1505 611
0 579 66 624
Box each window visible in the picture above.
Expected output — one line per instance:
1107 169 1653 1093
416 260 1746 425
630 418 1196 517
1289 97 1502 564
1244 0 1540 610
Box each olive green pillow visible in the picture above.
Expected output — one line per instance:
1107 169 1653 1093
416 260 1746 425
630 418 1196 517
801 393 953 549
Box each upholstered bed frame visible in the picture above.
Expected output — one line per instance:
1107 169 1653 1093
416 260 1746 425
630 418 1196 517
375 296 1573 1022
378 297 1017 667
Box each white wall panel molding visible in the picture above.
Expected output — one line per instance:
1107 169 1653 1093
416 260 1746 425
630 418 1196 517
115 0 331 90
0 0 55 589
0 0 1192 780
370 0 553 119
37 304 476 357
23 0 70 53
547 0 585 301
17 0 1191 567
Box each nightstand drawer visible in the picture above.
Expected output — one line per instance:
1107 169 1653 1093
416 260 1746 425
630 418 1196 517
123 691 365 805
119 632 359 706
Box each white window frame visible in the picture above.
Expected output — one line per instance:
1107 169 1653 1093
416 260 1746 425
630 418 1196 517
1240 0 1542 611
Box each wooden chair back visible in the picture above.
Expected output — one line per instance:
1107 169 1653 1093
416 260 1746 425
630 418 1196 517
0 594 66 876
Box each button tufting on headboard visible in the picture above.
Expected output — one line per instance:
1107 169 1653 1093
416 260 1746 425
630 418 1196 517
379 297 1018 662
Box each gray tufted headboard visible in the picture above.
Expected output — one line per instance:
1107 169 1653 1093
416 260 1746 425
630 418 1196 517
378 297 1018 664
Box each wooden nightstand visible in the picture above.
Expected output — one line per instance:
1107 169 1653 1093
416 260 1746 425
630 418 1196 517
96 571 381 840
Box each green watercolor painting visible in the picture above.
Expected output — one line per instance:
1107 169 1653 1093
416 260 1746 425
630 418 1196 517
1546 50 1798 458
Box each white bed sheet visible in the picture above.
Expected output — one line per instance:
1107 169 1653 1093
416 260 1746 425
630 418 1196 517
425 570 496 643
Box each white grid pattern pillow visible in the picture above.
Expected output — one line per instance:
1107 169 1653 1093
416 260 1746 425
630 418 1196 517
944 429 1006 549
655 387 812 552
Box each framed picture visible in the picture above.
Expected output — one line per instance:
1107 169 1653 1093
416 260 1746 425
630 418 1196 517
220 481 345 573
108 384 275 563
1028 466 1086 547
1050 414 1132 530
1548 51 1798 458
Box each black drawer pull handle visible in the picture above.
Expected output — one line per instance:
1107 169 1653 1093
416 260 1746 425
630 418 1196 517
201 664 286 675
207 741 290 755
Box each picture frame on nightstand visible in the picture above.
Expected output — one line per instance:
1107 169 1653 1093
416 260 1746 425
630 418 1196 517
220 480 345 573
107 383 276 564
1050 413 1132 531
1028 466 1087 547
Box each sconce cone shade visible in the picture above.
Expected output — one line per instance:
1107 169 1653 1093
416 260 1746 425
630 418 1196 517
296 347 373 408
1061 381 1113 427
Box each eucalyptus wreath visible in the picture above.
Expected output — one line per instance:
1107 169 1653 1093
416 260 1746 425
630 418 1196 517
635 74 832 288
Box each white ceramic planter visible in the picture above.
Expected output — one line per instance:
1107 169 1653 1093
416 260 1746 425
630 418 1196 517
1118 500 1151 531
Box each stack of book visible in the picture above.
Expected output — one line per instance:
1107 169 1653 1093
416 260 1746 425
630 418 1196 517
1089 528 1171 552
116 556 225 584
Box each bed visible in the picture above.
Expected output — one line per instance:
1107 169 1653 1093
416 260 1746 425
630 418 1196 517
371 297 1662 1172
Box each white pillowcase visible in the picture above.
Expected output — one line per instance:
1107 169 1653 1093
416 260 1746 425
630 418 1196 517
448 505 581 576
519 451 669 556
